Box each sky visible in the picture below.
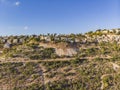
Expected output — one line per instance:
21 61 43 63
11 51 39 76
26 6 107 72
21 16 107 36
0 0 120 35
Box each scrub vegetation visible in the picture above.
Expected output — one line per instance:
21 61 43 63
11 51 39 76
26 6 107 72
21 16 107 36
0 29 120 90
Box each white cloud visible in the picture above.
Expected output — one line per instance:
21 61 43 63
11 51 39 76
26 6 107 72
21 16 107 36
24 26 29 30
0 0 21 7
15 1 20 6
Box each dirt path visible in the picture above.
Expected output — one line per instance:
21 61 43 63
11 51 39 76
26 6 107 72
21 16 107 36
110 62 120 71
0 56 112 64
39 65 46 90
100 62 120 90
0 58 75 64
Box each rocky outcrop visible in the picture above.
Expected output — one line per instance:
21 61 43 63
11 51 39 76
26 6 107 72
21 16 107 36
4 43 12 49
55 48 77 56
39 42 78 56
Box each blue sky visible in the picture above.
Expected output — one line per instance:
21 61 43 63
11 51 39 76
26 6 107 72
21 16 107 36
0 0 119 35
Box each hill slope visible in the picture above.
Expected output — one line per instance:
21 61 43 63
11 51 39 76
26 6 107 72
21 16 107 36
0 29 120 90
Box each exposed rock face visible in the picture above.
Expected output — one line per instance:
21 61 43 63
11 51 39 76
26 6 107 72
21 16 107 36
55 48 77 56
39 42 78 56
4 43 12 49
96 35 120 42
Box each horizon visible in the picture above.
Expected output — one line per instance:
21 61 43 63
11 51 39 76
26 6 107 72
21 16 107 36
0 0 120 35
0 28 120 37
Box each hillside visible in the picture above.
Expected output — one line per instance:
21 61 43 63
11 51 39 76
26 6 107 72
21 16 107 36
0 29 120 90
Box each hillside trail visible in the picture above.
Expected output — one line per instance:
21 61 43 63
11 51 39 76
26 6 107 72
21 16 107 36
38 64 46 90
0 58 75 64
0 56 112 64
100 62 120 90
110 62 120 71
